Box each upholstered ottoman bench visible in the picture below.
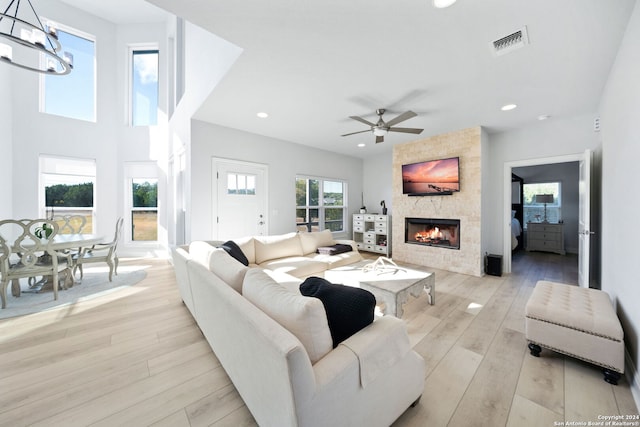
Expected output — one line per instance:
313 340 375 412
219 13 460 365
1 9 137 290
525 280 624 385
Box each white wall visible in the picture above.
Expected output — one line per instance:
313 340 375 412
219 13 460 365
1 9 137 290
8 0 172 256
167 21 242 246
0 65 12 220
485 114 600 255
190 120 363 241
362 151 393 216
599 0 640 402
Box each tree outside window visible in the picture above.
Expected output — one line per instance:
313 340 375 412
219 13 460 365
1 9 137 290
296 177 346 232
131 179 158 241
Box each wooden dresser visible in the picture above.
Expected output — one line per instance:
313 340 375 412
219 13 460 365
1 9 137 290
526 222 565 255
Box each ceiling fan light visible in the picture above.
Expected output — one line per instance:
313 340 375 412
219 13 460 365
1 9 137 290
373 127 388 136
433 0 457 9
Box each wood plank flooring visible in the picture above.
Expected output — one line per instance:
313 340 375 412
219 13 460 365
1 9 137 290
0 252 637 426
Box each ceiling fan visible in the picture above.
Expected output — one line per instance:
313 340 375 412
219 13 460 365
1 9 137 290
341 108 423 143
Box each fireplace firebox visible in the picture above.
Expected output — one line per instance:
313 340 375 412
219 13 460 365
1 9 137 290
405 218 460 250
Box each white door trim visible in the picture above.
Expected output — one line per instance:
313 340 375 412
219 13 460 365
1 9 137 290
503 152 584 274
212 157 269 240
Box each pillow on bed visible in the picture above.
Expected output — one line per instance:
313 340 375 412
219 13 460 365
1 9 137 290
511 210 516 219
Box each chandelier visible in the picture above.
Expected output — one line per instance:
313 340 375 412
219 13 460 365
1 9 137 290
0 0 72 75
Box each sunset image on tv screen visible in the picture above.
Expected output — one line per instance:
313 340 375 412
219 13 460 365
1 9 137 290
402 158 460 194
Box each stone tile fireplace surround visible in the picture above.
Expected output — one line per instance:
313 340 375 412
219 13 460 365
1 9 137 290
392 127 483 277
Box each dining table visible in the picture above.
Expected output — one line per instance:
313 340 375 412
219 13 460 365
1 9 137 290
17 233 104 295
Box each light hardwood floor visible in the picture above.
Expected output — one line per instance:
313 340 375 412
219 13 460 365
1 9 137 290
0 253 637 426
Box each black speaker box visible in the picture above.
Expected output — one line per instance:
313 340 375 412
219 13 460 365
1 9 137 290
485 254 502 277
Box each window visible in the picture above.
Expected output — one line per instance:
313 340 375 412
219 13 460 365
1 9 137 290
296 177 346 232
39 156 96 233
131 179 158 241
523 182 562 227
131 48 159 126
227 173 256 195
40 21 96 122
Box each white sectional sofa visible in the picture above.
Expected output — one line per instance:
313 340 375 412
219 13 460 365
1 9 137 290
172 230 425 427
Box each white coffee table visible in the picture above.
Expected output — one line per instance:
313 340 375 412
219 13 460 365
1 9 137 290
324 259 435 318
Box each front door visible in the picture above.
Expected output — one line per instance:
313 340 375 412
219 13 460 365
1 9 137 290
213 158 268 240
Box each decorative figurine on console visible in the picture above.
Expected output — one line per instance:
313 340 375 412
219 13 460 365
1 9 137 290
380 200 387 215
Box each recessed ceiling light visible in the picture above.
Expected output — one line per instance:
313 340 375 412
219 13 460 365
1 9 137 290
357 143 366 148
256 112 269 118
433 0 457 8
538 114 551 121
501 104 517 111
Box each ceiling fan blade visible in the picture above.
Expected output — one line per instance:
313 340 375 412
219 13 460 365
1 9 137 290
349 116 376 127
375 135 384 144
388 127 423 134
341 129 371 137
385 110 417 127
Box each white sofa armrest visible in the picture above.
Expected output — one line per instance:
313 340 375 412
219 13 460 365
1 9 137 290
300 316 424 426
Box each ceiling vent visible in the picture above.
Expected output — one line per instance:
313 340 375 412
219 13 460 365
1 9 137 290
491 26 529 56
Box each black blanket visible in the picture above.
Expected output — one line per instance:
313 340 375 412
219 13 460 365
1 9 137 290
316 243 353 255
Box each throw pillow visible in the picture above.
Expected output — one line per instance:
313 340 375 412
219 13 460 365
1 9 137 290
299 229 335 255
208 248 249 293
243 269 333 364
219 240 249 266
300 276 375 347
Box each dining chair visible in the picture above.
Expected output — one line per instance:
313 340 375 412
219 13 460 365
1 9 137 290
0 219 69 309
73 217 124 282
53 214 88 234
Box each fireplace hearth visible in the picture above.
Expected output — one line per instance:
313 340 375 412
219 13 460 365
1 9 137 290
405 218 460 250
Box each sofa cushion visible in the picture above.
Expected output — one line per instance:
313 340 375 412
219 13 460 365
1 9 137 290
299 229 335 255
300 276 376 348
260 257 328 278
209 248 249 293
233 236 256 265
243 269 332 364
307 250 364 269
189 241 217 267
254 233 303 264
219 240 249 266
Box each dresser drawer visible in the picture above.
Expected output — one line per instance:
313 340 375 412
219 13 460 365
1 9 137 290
353 214 364 221
353 226 364 233
529 232 561 243
353 220 364 227
375 215 387 222
364 214 376 222
374 245 388 253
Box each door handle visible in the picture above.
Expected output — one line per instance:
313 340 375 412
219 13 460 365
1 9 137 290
580 230 595 235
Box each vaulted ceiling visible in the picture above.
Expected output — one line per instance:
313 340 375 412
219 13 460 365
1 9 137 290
66 0 638 158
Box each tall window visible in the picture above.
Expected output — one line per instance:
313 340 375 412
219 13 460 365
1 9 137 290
39 156 96 233
131 48 159 126
40 21 96 122
131 179 158 241
296 177 346 232
523 182 562 227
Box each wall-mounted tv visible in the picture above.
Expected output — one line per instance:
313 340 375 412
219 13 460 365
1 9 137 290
402 157 460 196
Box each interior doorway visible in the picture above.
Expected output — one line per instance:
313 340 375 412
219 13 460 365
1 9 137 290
503 151 596 287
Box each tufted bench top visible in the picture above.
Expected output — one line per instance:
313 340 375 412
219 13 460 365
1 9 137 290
525 280 623 342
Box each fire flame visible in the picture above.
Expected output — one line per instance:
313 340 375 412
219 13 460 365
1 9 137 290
415 227 444 242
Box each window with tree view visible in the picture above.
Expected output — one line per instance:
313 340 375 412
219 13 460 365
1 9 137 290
523 182 562 228
41 156 96 234
296 177 346 232
131 179 158 241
